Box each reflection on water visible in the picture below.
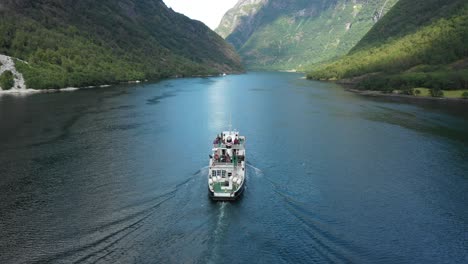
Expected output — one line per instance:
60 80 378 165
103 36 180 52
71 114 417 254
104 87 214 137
0 73 467 263
362 104 468 143
208 77 231 131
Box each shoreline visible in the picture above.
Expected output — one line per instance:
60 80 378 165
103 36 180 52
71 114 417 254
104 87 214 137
345 88 468 104
0 72 240 96
0 53 244 95
0 85 110 96
322 75 468 104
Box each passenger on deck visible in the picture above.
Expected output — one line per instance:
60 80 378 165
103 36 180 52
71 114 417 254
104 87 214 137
234 137 239 145
226 136 233 148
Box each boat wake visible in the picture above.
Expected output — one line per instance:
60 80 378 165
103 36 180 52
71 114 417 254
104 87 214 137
34 172 202 263
207 202 228 264
281 196 371 263
214 202 227 237
243 164 369 262
192 166 209 177
263 180 370 263
246 163 264 178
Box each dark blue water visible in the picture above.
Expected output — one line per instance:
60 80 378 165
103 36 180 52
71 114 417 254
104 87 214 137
0 72 467 263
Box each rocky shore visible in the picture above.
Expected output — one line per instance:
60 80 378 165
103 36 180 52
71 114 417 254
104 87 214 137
0 54 27 91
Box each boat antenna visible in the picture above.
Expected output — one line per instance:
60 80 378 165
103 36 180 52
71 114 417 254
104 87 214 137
229 113 232 132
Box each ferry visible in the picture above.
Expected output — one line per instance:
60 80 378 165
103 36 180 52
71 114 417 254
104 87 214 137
208 129 246 201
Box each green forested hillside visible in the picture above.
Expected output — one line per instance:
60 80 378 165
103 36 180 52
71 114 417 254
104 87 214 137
307 0 468 92
0 0 243 89
216 0 397 70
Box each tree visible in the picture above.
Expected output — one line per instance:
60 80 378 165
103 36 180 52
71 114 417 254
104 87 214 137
430 88 444 97
0 70 14 90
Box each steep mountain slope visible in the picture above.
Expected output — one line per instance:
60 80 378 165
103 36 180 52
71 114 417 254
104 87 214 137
0 0 243 89
216 0 267 46
216 0 397 70
307 0 468 92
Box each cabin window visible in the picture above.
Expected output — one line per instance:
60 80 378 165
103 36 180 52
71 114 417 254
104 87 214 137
211 171 216 177
217 170 221 176
222 170 226 177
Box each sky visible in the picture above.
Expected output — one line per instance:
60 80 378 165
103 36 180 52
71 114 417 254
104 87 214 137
163 0 238 30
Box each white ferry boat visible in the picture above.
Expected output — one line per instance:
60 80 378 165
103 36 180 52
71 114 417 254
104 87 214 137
208 129 246 201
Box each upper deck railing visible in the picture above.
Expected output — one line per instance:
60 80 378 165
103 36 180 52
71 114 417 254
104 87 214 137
212 138 246 149
210 157 245 167
212 144 245 150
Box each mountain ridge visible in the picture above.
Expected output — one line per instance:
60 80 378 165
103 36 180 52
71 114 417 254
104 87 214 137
307 0 468 92
0 0 243 89
216 0 397 70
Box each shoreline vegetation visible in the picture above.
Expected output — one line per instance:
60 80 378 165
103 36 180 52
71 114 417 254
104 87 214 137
345 87 468 103
0 0 243 91
306 0 468 100
0 54 235 94
332 73 468 101
0 54 27 90
0 70 14 90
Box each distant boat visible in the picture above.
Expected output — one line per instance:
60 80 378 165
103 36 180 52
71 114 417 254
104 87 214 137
208 129 246 201
222 73 227 76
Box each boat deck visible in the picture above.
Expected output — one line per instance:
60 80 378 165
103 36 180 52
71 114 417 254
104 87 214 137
213 182 239 193
209 131 245 200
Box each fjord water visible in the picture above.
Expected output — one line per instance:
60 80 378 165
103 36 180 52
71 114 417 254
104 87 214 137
0 72 467 263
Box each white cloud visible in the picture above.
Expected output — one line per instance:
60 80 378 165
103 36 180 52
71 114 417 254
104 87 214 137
163 0 238 29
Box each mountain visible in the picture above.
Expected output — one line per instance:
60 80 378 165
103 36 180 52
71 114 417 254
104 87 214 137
0 0 243 89
216 0 267 44
307 0 468 92
216 0 397 70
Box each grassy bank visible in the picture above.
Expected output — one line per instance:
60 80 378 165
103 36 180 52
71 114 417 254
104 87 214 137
410 88 468 99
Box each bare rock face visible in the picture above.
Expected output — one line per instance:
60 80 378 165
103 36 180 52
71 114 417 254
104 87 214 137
0 55 26 90
215 0 267 41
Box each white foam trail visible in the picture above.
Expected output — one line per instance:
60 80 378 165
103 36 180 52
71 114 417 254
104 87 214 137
247 163 264 178
214 202 226 236
207 202 227 264
193 166 209 177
